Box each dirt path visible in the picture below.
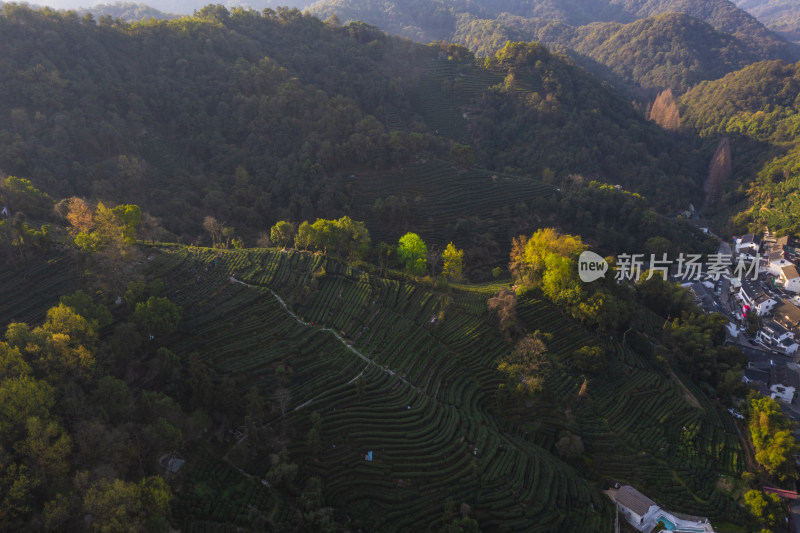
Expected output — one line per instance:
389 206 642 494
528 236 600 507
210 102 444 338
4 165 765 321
229 277 411 411
668 367 702 409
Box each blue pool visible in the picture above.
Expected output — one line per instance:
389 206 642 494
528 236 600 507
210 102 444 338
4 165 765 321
657 516 676 530
656 515 705 532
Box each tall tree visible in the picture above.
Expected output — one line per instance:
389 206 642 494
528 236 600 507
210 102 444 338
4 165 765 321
270 221 295 249
441 242 464 282
397 232 427 276
705 137 732 207
649 89 681 130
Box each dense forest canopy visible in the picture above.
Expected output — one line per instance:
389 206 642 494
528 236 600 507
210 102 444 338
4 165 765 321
0 2 713 269
301 0 800 99
2 1 799 531
455 12 764 93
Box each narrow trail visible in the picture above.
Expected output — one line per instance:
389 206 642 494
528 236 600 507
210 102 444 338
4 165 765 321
220 435 271 488
229 277 411 411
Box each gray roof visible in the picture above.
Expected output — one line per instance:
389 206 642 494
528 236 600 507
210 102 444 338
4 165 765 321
776 300 800 326
764 321 790 338
614 485 657 516
744 367 770 383
742 281 776 306
772 366 800 389
767 250 785 262
741 234 761 245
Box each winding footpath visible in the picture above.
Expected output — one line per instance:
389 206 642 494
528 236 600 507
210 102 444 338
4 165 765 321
229 276 410 412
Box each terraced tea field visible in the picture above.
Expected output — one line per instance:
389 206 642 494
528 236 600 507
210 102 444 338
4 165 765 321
0 254 82 325
350 159 557 250
148 246 745 530
410 59 504 142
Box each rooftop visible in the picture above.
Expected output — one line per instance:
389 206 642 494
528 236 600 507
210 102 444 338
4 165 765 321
782 265 800 280
776 300 800 326
742 280 774 305
744 367 770 383
772 365 800 390
741 234 761 246
767 250 785 262
614 485 657 517
764 320 790 338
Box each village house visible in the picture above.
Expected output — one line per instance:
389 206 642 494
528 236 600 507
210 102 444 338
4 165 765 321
770 365 800 404
610 485 715 533
613 485 659 530
780 264 800 293
757 321 798 354
765 250 793 275
774 299 800 332
740 280 777 316
736 233 761 255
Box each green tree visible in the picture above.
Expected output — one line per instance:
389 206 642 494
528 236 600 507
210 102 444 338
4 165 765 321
270 220 295 248
497 335 551 395
571 346 606 374
137 476 172 533
744 489 784 529
450 142 474 169
397 232 427 276
750 396 800 480
295 221 315 250
82 478 143 532
376 242 393 277
133 297 182 339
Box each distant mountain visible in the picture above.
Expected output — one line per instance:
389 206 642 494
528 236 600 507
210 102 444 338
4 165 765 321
454 12 762 92
81 2 178 20
735 0 800 43
307 0 798 93
8 0 309 14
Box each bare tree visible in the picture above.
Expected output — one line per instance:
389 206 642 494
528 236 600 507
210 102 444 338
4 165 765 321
705 137 732 207
203 216 222 247
273 387 291 417
649 89 680 131
488 289 517 333
427 245 441 284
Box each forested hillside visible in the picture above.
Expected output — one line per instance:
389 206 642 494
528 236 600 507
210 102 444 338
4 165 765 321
1 2 793 531
455 12 762 92
307 0 797 94
0 3 710 274
680 59 800 235
82 2 178 21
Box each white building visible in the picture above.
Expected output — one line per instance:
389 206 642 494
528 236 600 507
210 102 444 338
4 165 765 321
758 321 794 346
766 250 793 275
736 234 761 255
740 281 777 316
611 485 715 533
780 265 800 293
771 384 795 404
614 485 659 530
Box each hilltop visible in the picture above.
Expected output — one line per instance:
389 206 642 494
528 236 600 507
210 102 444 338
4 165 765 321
0 4 709 275
308 0 798 92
